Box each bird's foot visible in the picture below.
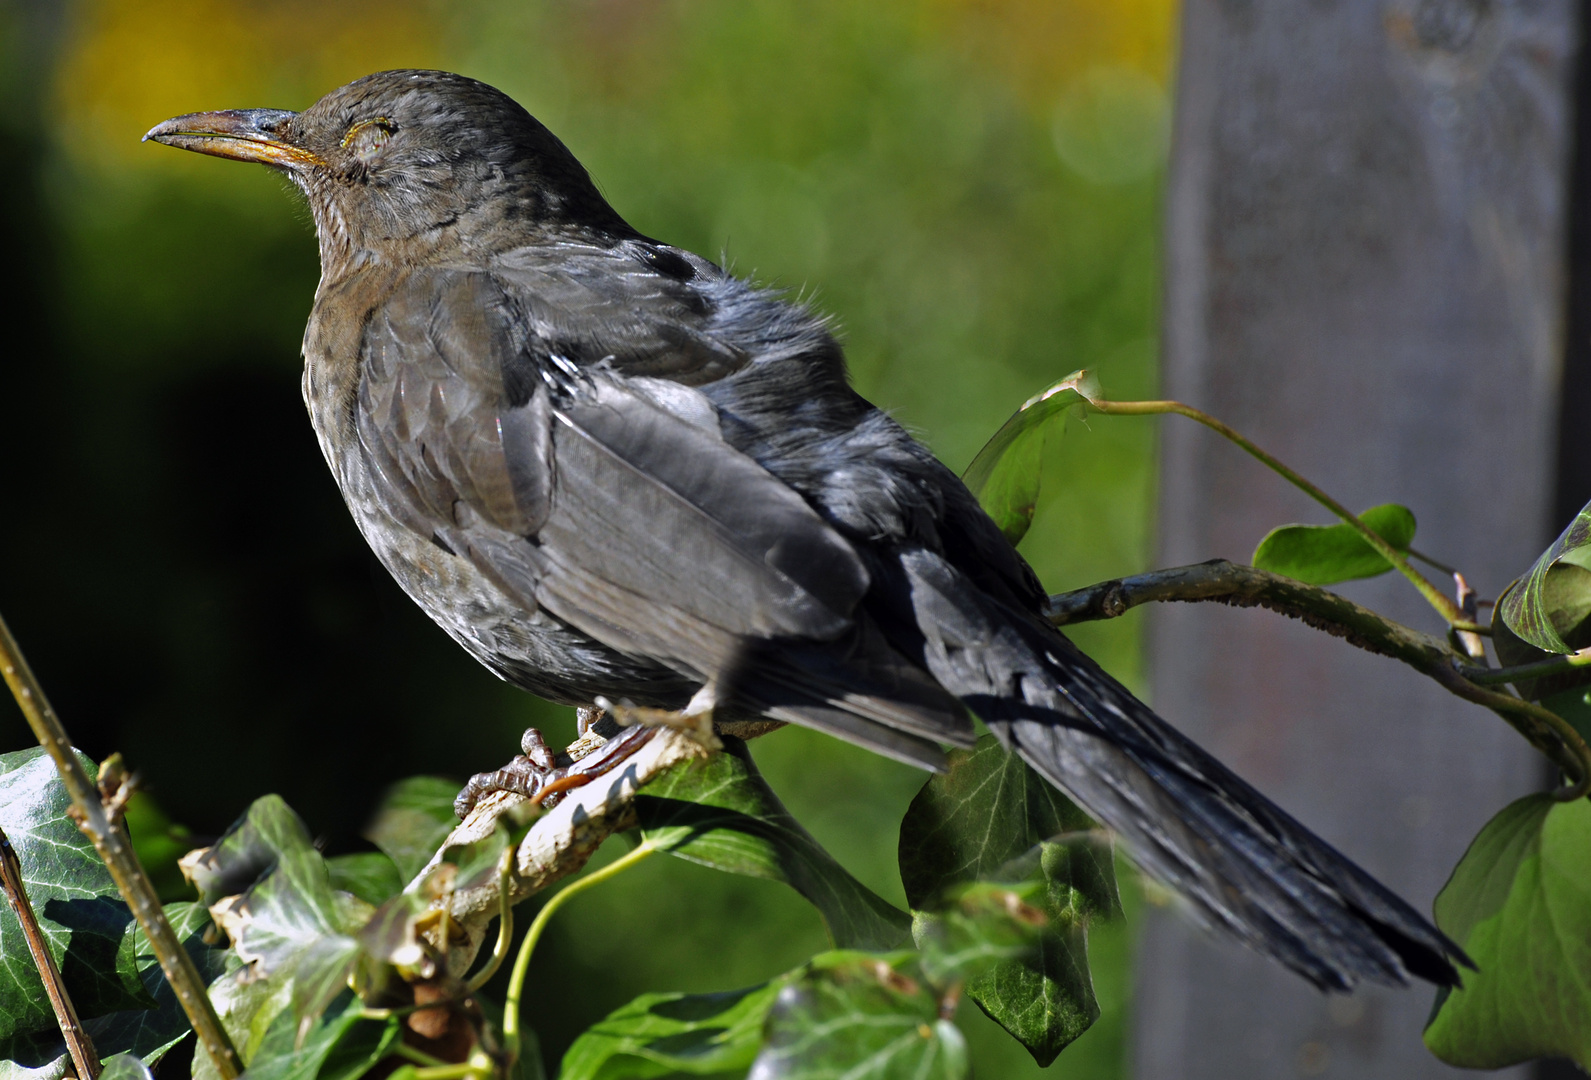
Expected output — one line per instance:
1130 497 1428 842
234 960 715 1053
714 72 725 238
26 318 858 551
454 728 558 819
594 684 721 752
453 722 660 819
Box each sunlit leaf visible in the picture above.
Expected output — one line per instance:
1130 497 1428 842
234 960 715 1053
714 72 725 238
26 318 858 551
748 952 967 1080
1424 794 1591 1068
187 796 362 1048
1250 504 1416 586
0 748 151 1043
96 1055 153 1080
362 777 460 884
1498 501 1591 654
560 978 792 1080
635 738 910 951
961 370 1101 546
899 736 1117 1065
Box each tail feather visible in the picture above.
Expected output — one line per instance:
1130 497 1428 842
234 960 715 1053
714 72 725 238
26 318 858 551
890 547 1466 990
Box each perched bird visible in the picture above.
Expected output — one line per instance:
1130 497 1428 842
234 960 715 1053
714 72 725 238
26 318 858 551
146 69 1464 991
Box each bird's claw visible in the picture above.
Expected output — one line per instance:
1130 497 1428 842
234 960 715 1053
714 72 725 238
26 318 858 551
454 722 661 819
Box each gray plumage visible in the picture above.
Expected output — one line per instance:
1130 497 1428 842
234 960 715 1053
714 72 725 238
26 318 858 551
146 69 1465 991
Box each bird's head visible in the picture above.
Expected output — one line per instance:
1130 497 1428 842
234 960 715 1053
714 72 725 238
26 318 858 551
145 70 632 277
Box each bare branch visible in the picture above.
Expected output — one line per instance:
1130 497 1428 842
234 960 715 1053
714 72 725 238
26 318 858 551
0 612 243 1079
416 728 710 979
1047 560 1591 795
0 829 99 1079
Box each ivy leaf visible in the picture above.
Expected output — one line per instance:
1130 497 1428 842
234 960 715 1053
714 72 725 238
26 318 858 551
325 853 404 908
560 978 793 1080
634 738 911 951
1491 602 1591 712
962 370 1101 546
914 879 1049 985
1424 794 1591 1068
96 1056 153 1080
0 748 151 1043
362 777 460 884
748 952 967 1080
187 796 364 1050
0 902 228 1080
236 992 390 1080
899 736 1118 1066
1250 504 1416 585
1498 501 1591 654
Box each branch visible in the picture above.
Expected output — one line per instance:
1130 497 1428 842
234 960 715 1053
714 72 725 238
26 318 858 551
0 613 243 1078
0 829 99 1079
1047 560 1591 796
1087 399 1465 624
415 727 709 979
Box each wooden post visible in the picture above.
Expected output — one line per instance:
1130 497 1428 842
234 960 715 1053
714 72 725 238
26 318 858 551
1139 1 1577 1076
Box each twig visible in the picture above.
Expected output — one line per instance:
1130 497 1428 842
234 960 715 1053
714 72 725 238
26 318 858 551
1087 399 1465 624
1046 560 1591 795
501 841 658 1067
1461 649 1591 686
0 830 99 1079
0 613 243 1078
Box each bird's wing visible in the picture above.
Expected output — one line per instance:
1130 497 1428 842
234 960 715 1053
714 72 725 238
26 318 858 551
354 265 971 764
490 237 752 385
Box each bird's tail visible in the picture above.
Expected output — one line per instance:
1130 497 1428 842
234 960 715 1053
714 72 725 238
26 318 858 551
890 547 1466 990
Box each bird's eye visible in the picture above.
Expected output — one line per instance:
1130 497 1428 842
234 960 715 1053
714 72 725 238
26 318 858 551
343 118 395 164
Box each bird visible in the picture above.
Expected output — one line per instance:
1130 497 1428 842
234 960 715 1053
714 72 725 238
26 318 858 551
145 69 1464 992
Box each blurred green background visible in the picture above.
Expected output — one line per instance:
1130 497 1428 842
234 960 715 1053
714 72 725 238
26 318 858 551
0 0 1172 1074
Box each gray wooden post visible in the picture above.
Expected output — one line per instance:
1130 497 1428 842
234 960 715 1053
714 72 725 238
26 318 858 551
1137 1 1577 1076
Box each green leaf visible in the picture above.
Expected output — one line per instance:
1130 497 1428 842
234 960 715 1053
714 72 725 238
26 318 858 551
962 370 1101 546
96 1055 154 1080
0 902 228 1080
324 853 403 908
898 736 1118 1066
1498 501 1591 653
189 797 362 1049
1424 794 1591 1068
1250 504 1416 585
750 952 968 1080
1542 687 1591 746
236 992 382 1080
310 1004 400 1080
0 748 151 1043
560 978 792 1080
913 879 1049 985
634 738 911 951
362 777 460 884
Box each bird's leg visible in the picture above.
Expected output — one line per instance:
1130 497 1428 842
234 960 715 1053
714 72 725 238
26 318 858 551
453 710 668 819
453 728 559 818
594 683 722 752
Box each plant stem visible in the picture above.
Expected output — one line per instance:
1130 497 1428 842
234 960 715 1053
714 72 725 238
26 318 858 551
393 1043 450 1068
1089 398 1465 624
502 841 658 1059
0 613 243 1078
0 829 99 1079
466 845 517 991
1046 560 1591 795
1461 650 1591 685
